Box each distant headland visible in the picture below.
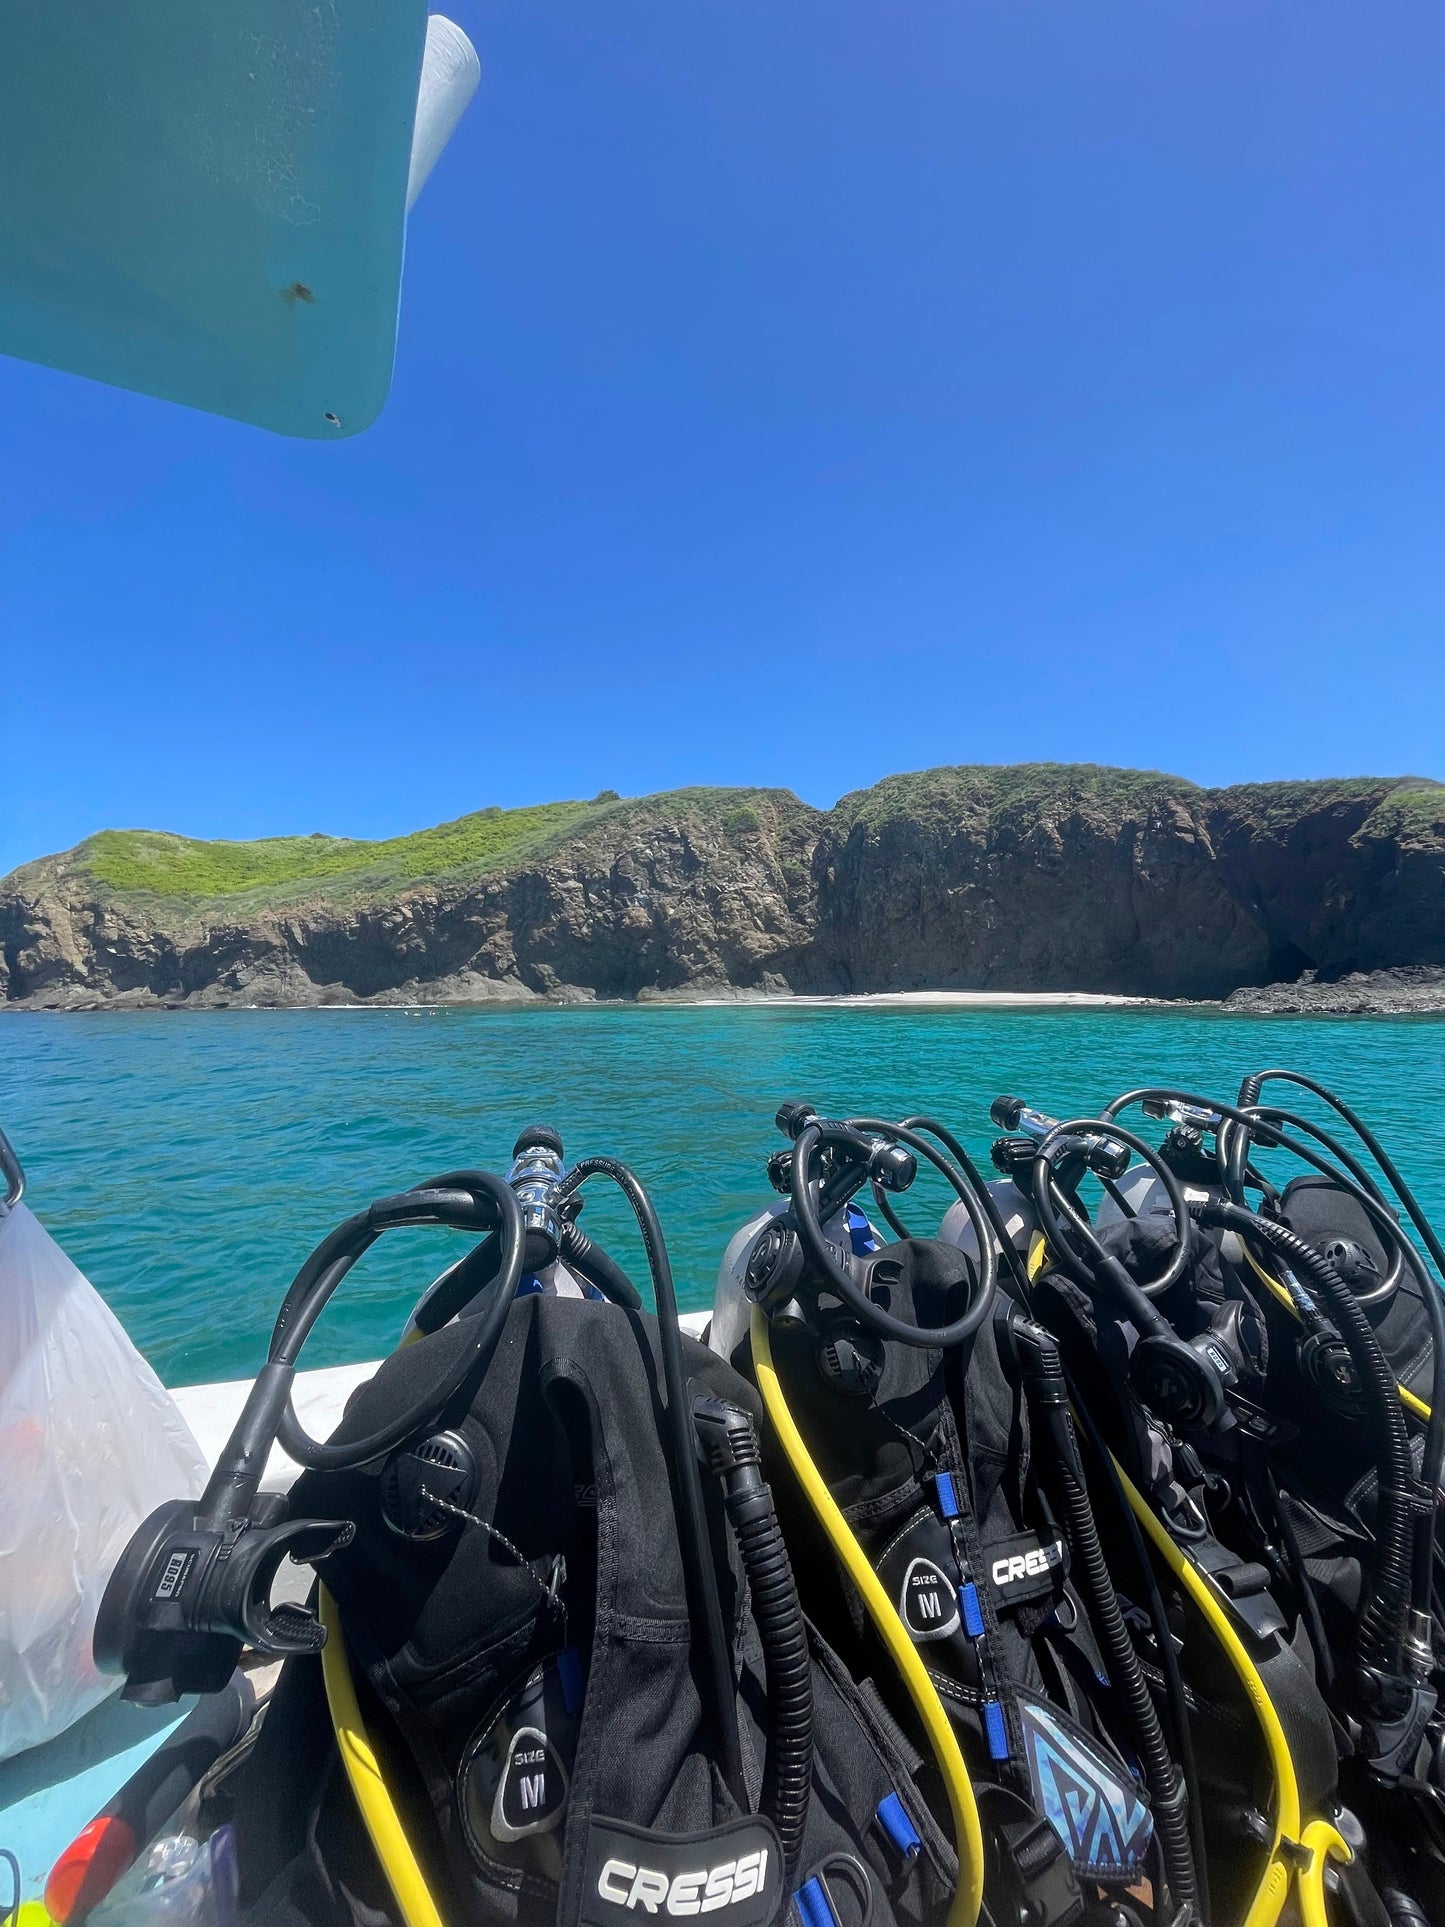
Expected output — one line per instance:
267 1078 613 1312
3 765 1443 1013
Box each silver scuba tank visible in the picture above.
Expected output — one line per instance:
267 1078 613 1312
937 1177 1038 1264
712 1201 883 1362
1095 1163 1262 1273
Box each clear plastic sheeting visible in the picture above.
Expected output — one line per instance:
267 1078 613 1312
0 1205 206 1763
89 1826 239 1925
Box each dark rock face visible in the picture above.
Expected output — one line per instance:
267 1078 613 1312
1204 783 1445 979
3 767 1442 1010
805 770 1284 999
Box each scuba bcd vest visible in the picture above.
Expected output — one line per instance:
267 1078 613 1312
94 1142 958 1927
975 1090 1426 1927
229 1294 963 1927
715 1105 1197 1927
221 1197 956 1927
1091 1159 1445 1924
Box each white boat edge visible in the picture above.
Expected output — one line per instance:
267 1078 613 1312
170 1310 715 1493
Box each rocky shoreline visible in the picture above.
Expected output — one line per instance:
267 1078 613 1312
1221 967 1445 1016
4 765 1442 1013
10 977 1443 1017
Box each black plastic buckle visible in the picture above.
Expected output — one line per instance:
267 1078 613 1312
1360 1672 1437 1786
996 1810 1084 1927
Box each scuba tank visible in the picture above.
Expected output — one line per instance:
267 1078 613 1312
714 1102 1199 1927
997 1087 1421 1926
94 1132 954 1927
936 1120 1039 1275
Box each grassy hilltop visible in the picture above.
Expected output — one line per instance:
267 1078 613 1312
17 786 810 911
82 800 614 900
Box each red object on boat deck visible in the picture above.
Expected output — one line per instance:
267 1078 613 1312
45 1814 138 1922
42 1671 254 1923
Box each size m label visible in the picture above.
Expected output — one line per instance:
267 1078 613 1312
899 1556 961 1641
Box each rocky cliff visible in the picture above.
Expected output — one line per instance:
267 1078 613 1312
3 767 1442 1010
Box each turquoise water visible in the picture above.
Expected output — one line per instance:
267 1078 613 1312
3 1004 1444 1386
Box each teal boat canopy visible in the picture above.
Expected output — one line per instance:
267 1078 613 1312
0 3 477 438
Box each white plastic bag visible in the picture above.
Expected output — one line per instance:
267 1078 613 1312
0 1202 207 1761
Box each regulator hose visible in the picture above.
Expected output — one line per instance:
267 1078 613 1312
789 1119 997 1348
849 1118 999 1327
184 1172 523 1518
1013 1318 1198 1916
276 1172 525 1472
319 1588 446 1927
1222 1102 1412 1309
695 1398 813 1882
409 1229 506 1335
900 1115 1036 1303
1030 1117 1193 1301
1199 1202 1417 1676
558 1220 644 1308
1107 1084 1445 1509
408 1217 644 1340
1230 1101 1445 1624
750 1307 983 1927
869 1179 915 1243
1234 1071 1445 1606
1234 1071 1445 1286
1114 1463 1302 1927
729 1480 811 1877
1066 1369 1211 1920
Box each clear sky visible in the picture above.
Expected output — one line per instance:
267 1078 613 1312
2 1 1442 878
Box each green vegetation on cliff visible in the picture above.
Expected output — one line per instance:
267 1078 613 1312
1210 777 1441 833
1358 782 1445 844
828 763 1196 835
58 786 815 907
81 801 610 900
17 765 1443 907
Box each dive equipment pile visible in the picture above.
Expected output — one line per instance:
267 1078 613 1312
82 1074 1445 1927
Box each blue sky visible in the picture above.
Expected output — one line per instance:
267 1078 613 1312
3 1 1442 877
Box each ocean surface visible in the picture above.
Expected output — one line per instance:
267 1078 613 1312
3 1002 1444 1387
